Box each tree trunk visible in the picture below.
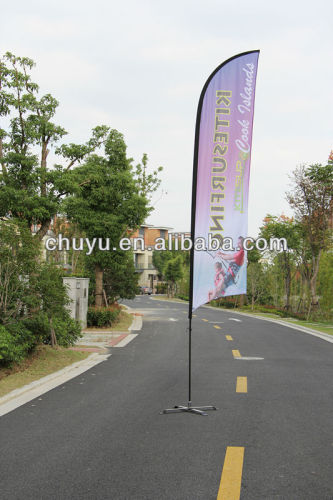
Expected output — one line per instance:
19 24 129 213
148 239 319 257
310 252 321 307
40 143 49 197
50 318 57 347
36 218 52 240
0 138 8 180
283 253 291 311
103 289 109 307
285 275 291 311
95 264 103 307
251 279 255 311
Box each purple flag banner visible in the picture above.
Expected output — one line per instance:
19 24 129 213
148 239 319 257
190 51 259 311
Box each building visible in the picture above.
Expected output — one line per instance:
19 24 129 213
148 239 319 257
130 224 172 290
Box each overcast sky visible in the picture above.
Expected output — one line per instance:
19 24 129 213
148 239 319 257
3 0 332 236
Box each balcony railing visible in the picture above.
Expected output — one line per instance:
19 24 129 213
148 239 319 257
134 263 155 270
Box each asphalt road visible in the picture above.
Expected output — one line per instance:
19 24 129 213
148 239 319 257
1 296 332 499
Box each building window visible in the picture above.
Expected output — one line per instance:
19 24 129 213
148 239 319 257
139 227 145 238
160 229 166 239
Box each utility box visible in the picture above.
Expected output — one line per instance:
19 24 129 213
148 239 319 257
62 277 90 329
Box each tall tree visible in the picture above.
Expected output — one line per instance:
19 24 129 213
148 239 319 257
286 158 333 314
260 214 301 311
164 256 184 297
64 130 151 306
0 218 78 349
0 52 109 236
0 218 40 324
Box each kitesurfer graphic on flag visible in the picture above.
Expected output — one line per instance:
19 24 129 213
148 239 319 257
208 236 245 301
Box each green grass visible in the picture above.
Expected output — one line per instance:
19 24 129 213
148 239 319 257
205 302 333 335
223 309 333 335
0 345 89 398
279 318 333 335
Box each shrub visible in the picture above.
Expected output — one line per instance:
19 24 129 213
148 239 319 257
51 314 82 347
0 323 36 366
156 283 167 294
210 299 236 308
24 311 82 347
87 306 121 327
23 313 50 341
176 294 189 301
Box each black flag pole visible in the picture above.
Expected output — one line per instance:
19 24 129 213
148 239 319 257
160 165 217 414
160 60 222 416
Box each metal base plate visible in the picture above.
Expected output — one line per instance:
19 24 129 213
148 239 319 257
160 404 217 416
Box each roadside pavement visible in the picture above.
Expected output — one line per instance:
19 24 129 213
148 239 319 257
0 308 142 417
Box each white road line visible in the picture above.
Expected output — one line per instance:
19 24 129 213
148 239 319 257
229 318 242 322
235 356 264 360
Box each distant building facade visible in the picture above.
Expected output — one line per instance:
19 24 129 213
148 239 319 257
130 224 172 290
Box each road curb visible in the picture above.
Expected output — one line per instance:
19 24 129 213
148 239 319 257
129 314 143 331
0 309 144 417
122 304 143 331
0 352 111 417
150 296 188 305
203 305 333 344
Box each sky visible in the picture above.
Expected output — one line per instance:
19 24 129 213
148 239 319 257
2 0 333 236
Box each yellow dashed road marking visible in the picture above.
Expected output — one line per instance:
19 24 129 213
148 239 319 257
202 318 209 322
236 377 247 393
214 325 221 329
217 447 244 500
225 335 233 341
232 350 241 358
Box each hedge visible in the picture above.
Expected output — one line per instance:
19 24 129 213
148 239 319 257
87 306 121 327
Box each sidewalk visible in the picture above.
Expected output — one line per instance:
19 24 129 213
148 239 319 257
71 312 142 351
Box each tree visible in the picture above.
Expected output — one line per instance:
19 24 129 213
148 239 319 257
260 214 301 311
134 153 163 199
164 256 184 297
247 262 269 310
152 248 175 277
50 216 86 274
286 158 333 314
317 252 333 319
64 130 151 306
152 238 188 297
0 218 80 353
102 251 139 303
0 218 40 324
0 52 109 236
